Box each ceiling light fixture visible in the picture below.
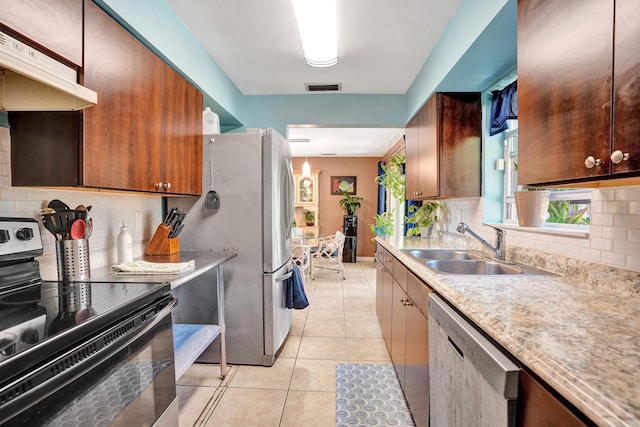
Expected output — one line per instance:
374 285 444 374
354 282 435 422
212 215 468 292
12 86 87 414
302 141 311 177
289 138 312 177
292 0 338 67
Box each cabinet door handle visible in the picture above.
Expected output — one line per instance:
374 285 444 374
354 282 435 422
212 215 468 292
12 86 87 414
610 150 630 164
155 182 163 189
164 182 172 189
584 156 602 168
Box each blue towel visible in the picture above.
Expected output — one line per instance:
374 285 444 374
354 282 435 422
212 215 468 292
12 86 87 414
286 265 309 309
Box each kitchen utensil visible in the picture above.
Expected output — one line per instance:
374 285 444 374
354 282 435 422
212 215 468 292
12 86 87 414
70 219 86 240
48 199 70 212
204 138 220 210
170 223 185 238
42 214 62 240
85 218 94 238
43 213 67 240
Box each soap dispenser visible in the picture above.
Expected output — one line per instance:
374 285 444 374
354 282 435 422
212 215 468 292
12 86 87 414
117 222 133 264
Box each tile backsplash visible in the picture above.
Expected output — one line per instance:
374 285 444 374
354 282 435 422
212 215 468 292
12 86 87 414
0 126 164 279
440 187 640 273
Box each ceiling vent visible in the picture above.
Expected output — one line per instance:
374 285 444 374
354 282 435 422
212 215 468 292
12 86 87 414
305 83 341 92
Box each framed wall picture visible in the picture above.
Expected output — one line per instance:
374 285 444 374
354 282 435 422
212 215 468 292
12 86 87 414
331 176 357 195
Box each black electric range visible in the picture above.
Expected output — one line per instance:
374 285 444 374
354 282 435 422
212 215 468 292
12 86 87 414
0 217 176 426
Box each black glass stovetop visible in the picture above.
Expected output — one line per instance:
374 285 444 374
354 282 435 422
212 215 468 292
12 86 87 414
0 273 170 366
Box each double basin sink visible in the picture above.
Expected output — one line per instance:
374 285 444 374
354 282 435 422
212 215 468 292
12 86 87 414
401 249 551 276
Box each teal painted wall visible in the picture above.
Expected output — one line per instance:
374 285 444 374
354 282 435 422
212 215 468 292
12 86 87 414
242 94 406 136
482 93 506 223
406 0 513 121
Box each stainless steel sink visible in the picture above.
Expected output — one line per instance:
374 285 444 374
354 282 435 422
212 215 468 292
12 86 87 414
424 259 524 275
401 247 553 275
400 249 484 261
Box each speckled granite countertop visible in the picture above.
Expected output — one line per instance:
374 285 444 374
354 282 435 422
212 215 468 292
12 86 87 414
377 235 640 427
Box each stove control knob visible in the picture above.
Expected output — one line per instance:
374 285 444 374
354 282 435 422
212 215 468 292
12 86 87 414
0 229 10 243
21 328 40 345
16 228 34 241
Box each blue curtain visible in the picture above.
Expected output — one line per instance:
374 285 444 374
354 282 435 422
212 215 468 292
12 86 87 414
377 161 386 215
490 80 518 136
405 200 421 235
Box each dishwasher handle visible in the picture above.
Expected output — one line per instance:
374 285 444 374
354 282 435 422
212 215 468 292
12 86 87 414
447 336 464 360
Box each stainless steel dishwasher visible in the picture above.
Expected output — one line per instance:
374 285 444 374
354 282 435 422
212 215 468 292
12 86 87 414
428 294 520 427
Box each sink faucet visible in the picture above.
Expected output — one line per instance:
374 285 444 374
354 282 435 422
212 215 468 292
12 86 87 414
456 222 506 261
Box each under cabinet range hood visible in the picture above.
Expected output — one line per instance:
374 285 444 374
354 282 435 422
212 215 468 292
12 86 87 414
0 30 97 111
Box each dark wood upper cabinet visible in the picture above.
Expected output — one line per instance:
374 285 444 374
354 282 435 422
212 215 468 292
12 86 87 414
518 0 640 186
82 0 164 192
0 0 83 66
161 64 203 195
612 0 640 175
10 0 202 196
405 92 481 200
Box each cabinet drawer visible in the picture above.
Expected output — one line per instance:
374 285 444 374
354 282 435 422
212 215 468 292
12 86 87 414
380 248 394 276
393 258 408 292
407 272 430 316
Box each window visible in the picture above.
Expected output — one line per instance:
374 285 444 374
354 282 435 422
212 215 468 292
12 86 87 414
503 125 591 227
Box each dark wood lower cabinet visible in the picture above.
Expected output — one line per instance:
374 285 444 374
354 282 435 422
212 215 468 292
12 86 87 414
381 267 393 352
376 245 430 427
517 370 593 427
404 298 429 427
391 279 407 389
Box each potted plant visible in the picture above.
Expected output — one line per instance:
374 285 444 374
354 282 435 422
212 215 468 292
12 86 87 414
339 193 363 216
405 201 442 237
376 154 406 203
304 210 315 226
369 211 395 241
514 187 550 227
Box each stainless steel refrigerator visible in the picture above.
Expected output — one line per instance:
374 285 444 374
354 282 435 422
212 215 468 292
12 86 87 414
173 129 295 366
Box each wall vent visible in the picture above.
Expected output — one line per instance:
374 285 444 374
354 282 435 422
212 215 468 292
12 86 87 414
305 83 341 92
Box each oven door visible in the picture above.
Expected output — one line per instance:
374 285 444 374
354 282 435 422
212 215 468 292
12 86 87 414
1 296 178 426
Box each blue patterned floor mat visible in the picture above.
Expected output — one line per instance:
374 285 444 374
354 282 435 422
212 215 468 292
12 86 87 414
336 363 415 426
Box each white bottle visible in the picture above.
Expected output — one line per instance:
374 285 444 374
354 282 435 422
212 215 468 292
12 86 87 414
202 107 220 134
117 222 133 264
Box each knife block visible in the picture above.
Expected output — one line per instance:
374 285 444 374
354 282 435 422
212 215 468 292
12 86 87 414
145 223 179 256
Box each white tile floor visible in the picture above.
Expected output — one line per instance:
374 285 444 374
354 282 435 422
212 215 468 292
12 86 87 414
176 261 390 426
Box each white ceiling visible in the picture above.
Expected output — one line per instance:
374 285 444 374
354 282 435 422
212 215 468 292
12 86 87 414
288 126 405 157
166 0 463 156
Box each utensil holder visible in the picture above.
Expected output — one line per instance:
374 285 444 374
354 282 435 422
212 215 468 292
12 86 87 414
56 239 91 281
